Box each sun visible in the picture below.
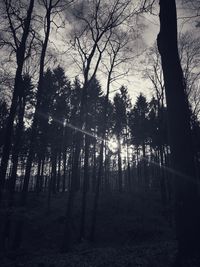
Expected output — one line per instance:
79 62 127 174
108 137 119 152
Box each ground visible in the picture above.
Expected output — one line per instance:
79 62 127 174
0 188 180 266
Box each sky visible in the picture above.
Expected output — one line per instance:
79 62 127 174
0 0 199 106
47 2 161 104
47 0 199 105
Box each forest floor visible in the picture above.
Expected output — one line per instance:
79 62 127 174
0 188 183 267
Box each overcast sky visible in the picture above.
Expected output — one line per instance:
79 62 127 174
1 0 199 105
48 4 159 103
47 0 200 105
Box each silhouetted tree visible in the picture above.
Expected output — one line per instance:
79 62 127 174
129 93 149 187
157 0 200 263
113 86 130 192
0 0 35 203
13 0 71 249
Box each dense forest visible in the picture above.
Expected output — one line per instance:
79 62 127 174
0 0 200 266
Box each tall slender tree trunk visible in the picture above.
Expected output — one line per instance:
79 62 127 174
0 91 26 251
136 147 140 186
61 132 82 252
142 142 147 188
20 4 51 206
12 5 52 250
51 149 57 194
36 157 42 193
117 138 123 193
89 72 112 241
92 141 97 192
165 146 172 204
0 0 35 203
159 145 167 209
126 129 131 192
104 149 110 193
61 126 67 193
90 141 104 242
47 171 53 213
62 150 67 193
8 96 26 205
158 0 200 260
57 150 61 192
61 74 92 251
40 157 45 192
79 135 90 241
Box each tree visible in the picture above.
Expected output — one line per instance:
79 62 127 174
129 93 149 155
21 0 71 206
113 86 131 192
62 0 136 251
129 93 149 187
48 66 71 194
179 0 200 26
145 33 200 119
0 101 8 150
0 0 35 203
13 0 72 249
178 32 200 118
8 74 34 203
144 44 165 107
157 0 200 263
34 68 56 194
1 74 34 251
89 21 137 241
79 76 104 241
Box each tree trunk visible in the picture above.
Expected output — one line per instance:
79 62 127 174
0 91 26 251
157 0 200 260
61 133 81 252
57 150 61 192
89 74 112 240
12 5 52 249
51 149 57 194
40 157 45 192
8 96 26 205
92 141 97 192
117 138 123 193
35 158 42 194
79 135 90 241
90 141 104 242
159 145 168 210
136 147 140 186
62 150 67 193
20 4 51 206
0 0 35 203
142 142 147 188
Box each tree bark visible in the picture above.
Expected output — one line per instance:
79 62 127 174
62 150 67 193
79 134 90 241
92 141 97 192
159 145 168 210
89 141 104 242
117 138 123 193
12 3 52 249
20 4 51 206
0 0 35 203
157 0 200 260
